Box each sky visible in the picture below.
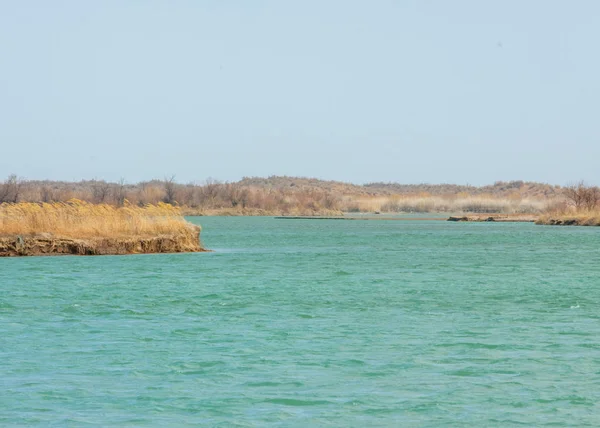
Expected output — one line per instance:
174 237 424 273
0 1 599 185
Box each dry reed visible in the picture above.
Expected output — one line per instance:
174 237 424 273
342 195 549 214
536 207 600 226
0 200 196 238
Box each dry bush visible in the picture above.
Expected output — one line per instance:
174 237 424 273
91 180 111 203
0 200 194 239
0 175 21 203
347 195 548 214
563 181 600 210
136 183 165 206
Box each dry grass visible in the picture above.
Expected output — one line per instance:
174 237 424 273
341 195 549 214
0 200 197 239
536 206 600 226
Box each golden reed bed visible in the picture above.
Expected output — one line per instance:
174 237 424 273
0 200 204 256
536 209 600 226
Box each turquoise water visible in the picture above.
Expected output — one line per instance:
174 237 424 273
2 217 600 426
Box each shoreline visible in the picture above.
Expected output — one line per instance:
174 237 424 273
535 215 600 226
447 213 538 222
0 227 206 257
254 213 539 223
275 216 447 221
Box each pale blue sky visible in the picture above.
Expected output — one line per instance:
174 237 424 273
1 1 598 185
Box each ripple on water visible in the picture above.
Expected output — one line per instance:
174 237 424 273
263 398 333 406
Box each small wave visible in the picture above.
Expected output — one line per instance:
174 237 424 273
447 368 483 377
364 407 404 415
334 270 351 276
436 342 513 350
168 360 225 374
170 328 210 337
263 398 332 406
344 359 366 366
201 293 220 299
61 304 82 314
0 301 16 311
364 369 389 377
119 309 150 316
535 395 594 406
244 381 281 387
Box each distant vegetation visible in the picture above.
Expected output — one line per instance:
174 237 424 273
0 175 564 216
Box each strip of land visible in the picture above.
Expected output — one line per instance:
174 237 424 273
447 214 537 222
535 213 600 226
0 201 205 257
275 213 537 222
275 216 447 221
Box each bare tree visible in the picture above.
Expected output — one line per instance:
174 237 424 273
137 181 148 206
199 178 220 207
163 175 177 205
229 184 249 209
180 183 196 207
582 185 600 211
91 179 111 203
40 185 54 203
113 178 127 206
563 181 587 209
0 174 21 203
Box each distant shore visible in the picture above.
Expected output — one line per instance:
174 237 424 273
273 213 538 222
2 175 558 217
4 175 599 228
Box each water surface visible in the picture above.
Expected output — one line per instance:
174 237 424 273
2 217 600 426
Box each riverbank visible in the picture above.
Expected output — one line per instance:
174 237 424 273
0 201 205 256
183 209 539 221
0 230 203 256
535 212 600 226
447 213 538 222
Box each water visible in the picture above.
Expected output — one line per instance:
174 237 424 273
2 217 600 426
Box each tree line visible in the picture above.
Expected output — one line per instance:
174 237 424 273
0 175 342 214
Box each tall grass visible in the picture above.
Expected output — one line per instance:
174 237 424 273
536 202 600 226
0 200 196 238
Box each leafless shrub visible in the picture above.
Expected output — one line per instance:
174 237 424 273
113 178 127 206
563 181 600 210
91 180 111 204
0 174 22 203
163 176 177 205
40 185 54 203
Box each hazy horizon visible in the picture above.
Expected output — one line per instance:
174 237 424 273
1 1 599 186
